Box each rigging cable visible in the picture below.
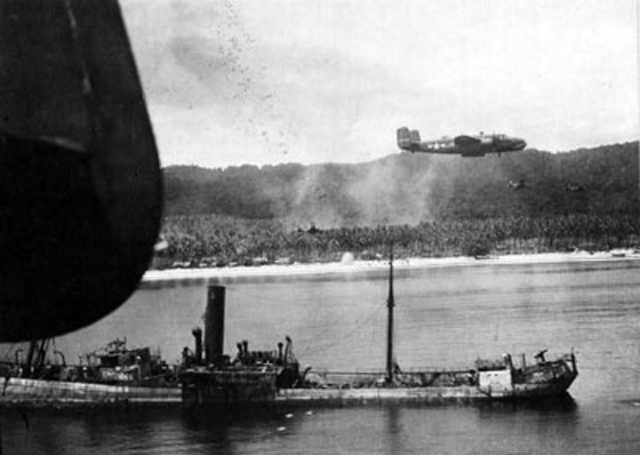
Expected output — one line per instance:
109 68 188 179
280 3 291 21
298 303 386 358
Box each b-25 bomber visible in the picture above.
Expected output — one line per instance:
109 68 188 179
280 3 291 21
397 127 526 157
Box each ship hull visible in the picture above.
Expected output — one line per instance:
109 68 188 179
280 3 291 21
276 382 575 405
0 377 181 407
181 384 575 407
180 367 577 407
0 366 574 408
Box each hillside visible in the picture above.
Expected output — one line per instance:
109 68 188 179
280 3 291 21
163 142 638 226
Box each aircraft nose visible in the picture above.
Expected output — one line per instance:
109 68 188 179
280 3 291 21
514 138 526 149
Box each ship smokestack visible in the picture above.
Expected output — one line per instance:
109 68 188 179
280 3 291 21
277 342 284 364
236 342 243 363
205 285 226 365
192 327 203 365
284 336 292 364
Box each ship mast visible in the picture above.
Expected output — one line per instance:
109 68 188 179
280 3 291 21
385 248 395 384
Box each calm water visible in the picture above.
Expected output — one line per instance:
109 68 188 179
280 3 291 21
3 259 640 454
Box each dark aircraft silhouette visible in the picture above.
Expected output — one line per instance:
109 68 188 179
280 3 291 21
397 127 526 157
0 0 162 341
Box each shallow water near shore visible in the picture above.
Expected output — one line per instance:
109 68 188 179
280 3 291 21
3 259 640 454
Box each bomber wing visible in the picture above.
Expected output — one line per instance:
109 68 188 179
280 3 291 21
453 135 481 147
454 135 484 155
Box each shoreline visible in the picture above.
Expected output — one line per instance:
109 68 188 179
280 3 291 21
141 249 640 288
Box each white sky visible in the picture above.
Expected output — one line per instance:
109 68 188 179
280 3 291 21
122 0 638 168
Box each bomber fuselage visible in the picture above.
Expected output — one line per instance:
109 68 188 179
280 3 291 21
397 127 526 157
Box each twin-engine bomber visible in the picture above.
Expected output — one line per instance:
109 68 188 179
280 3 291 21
397 127 526 157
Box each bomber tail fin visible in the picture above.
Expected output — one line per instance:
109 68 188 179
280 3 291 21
396 127 420 151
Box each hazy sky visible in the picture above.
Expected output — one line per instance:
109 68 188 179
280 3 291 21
122 0 638 168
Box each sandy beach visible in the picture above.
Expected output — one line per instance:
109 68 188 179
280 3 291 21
141 248 640 288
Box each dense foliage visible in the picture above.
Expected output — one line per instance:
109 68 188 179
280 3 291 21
154 142 639 268
155 213 640 268
164 142 638 223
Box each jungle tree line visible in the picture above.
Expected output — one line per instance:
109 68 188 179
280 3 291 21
154 213 640 268
154 141 639 268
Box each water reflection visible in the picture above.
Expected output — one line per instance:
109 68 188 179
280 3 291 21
0 396 626 455
3 260 640 454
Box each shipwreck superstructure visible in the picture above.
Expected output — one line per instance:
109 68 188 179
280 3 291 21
180 260 578 406
0 338 180 407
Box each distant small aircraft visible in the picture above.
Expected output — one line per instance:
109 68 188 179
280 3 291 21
397 127 526 157
508 179 527 190
565 182 585 193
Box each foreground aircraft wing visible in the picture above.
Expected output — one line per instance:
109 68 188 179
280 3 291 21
0 0 162 341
